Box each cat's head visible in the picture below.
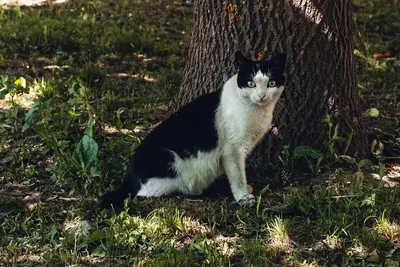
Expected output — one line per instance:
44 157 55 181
235 51 286 106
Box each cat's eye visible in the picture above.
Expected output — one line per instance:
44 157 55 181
247 81 256 88
268 80 276 87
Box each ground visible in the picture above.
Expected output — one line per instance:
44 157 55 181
0 0 399 266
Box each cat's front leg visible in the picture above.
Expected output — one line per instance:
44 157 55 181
222 150 255 206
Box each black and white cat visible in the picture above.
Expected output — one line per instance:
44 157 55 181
101 52 286 208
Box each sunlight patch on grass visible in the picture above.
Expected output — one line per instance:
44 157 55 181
346 243 370 259
375 214 400 242
16 254 43 264
0 85 38 109
369 172 400 187
64 218 91 237
0 0 399 265
214 235 239 257
101 124 154 139
102 124 134 135
134 52 156 63
107 73 156 82
265 216 293 253
324 234 342 250
175 214 212 237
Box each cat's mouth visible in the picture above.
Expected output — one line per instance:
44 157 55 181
253 98 271 105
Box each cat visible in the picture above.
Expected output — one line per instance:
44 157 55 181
101 51 286 209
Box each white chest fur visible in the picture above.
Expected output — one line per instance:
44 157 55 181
217 75 278 156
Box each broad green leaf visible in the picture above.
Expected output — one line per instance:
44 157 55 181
364 108 379 118
84 117 96 137
73 135 98 169
293 146 322 159
82 135 98 165
339 155 356 164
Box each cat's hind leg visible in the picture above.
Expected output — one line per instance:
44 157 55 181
137 177 179 197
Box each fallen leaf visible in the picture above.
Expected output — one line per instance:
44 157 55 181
373 51 391 58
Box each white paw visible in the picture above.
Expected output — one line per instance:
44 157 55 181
237 194 256 207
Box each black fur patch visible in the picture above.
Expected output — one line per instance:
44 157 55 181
133 90 222 183
101 90 222 208
235 52 286 89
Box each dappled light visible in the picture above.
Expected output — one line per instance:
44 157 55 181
0 0 399 266
0 86 38 109
0 182 80 211
0 0 68 8
368 165 400 187
290 0 323 24
290 0 335 41
265 216 293 253
107 73 156 82
374 216 400 242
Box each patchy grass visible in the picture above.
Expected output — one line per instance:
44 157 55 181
0 0 399 266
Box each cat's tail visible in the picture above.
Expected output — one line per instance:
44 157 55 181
100 172 141 210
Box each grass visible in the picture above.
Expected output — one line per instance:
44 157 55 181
0 0 399 266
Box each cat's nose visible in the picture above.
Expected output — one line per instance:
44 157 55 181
258 93 266 100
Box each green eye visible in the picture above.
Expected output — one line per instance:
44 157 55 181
247 81 256 88
268 80 276 87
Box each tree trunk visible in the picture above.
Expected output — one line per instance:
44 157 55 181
175 0 369 164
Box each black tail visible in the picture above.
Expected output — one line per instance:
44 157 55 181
100 173 141 210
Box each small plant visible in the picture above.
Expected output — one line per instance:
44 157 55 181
374 212 400 243
290 114 375 174
0 76 28 100
0 76 30 133
20 78 101 193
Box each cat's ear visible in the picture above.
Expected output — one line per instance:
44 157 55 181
272 53 286 70
235 51 250 68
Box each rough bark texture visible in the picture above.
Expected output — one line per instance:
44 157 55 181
175 0 369 164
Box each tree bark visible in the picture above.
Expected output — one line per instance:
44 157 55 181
175 0 369 164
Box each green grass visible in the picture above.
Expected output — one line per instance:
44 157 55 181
1 0 400 266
